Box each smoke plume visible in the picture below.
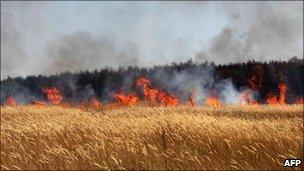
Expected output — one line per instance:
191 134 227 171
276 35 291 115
1 2 302 79
44 32 139 75
196 2 303 64
1 2 303 105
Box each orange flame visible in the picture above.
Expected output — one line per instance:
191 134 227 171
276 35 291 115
42 87 63 104
5 96 17 106
205 96 221 108
136 78 152 87
266 93 279 104
157 91 179 106
113 92 139 106
136 77 179 106
90 98 102 108
136 77 157 102
266 83 287 105
278 83 287 105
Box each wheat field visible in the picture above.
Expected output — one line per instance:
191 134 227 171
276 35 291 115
1 105 303 170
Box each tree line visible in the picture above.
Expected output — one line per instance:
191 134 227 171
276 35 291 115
1 57 303 104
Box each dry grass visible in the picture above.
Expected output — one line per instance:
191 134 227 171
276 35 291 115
1 105 303 170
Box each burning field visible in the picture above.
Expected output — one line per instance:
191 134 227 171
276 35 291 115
1 1 303 170
1 74 304 170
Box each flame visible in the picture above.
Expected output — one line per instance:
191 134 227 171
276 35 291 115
42 87 63 104
90 98 102 108
4 77 301 107
31 100 47 107
266 93 279 104
136 77 157 102
5 96 17 106
136 77 152 87
157 91 179 106
113 92 139 106
278 83 287 104
205 96 221 108
266 83 287 105
136 77 179 106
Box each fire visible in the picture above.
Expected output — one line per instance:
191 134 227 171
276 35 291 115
90 98 102 108
266 93 279 105
42 87 63 104
136 77 157 102
278 83 287 104
266 83 287 105
205 96 221 108
5 96 17 106
136 77 152 87
4 77 301 107
157 91 179 106
136 77 179 106
31 100 47 107
113 92 139 106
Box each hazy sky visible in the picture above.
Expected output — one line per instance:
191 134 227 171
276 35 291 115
1 1 303 79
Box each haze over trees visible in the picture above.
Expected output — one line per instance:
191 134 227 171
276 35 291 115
1 57 303 104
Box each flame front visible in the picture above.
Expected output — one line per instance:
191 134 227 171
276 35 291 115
136 78 152 88
278 83 287 104
3 78 301 107
157 91 179 106
136 77 179 106
205 96 221 108
266 83 287 105
113 92 139 106
42 87 63 104
136 78 157 102
5 96 17 106
266 93 279 104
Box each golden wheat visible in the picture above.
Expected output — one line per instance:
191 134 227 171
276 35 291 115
1 105 303 170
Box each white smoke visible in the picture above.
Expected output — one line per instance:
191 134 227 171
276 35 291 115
1 1 302 79
196 2 303 64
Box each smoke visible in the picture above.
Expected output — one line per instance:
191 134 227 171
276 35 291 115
148 64 215 104
216 79 252 104
1 2 302 105
195 2 303 64
44 31 138 75
77 85 96 102
0 77 43 105
2 2 302 79
0 11 28 78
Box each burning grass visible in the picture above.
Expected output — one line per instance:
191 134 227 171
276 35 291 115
1 105 303 170
4 78 302 108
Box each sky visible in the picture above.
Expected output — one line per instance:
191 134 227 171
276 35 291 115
1 1 303 79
